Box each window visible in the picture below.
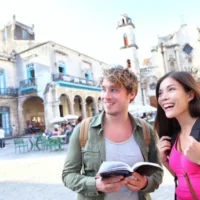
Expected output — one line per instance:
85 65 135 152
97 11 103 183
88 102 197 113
30 70 35 78
22 29 28 40
85 71 91 80
26 63 35 79
2 29 6 41
58 61 66 74
127 59 131 68
59 67 64 73
123 34 128 46
183 44 193 55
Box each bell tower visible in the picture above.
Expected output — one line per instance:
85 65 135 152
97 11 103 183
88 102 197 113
117 14 142 105
117 14 140 76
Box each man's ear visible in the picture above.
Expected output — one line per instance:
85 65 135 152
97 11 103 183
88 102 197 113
188 90 195 102
129 91 136 101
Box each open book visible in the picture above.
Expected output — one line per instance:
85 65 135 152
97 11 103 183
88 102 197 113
97 161 163 178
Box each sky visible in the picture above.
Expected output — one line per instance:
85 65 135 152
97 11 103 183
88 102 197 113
1 0 200 65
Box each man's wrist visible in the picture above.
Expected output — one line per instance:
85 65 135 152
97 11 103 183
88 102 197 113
140 176 148 190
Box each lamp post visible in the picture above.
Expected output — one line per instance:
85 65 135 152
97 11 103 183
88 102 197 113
140 80 145 106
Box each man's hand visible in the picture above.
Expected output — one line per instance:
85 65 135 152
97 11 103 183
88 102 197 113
124 172 147 191
95 176 127 193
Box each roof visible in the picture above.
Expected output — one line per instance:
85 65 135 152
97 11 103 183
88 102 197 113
18 41 108 65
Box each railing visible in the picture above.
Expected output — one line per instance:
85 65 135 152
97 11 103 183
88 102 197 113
0 88 18 96
20 78 37 88
52 73 97 86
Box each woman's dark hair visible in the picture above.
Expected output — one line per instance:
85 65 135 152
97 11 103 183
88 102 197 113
154 71 200 138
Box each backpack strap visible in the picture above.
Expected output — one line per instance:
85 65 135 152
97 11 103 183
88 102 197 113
137 118 151 147
79 117 92 149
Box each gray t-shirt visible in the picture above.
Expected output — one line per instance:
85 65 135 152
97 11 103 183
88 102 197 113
104 134 144 200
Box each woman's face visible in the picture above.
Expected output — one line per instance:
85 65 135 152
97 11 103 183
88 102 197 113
158 77 193 119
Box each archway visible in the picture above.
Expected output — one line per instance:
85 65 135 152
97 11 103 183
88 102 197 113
59 94 70 117
74 95 82 117
22 96 45 132
86 96 95 117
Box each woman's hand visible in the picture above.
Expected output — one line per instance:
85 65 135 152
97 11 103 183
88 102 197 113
157 136 171 164
95 176 127 193
184 136 200 165
124 172 147 191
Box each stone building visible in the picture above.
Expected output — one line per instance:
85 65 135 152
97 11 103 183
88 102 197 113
141 24 200 106
0 16 107 136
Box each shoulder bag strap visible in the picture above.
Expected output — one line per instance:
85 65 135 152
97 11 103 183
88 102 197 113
79 117 92 149
137 118 151 147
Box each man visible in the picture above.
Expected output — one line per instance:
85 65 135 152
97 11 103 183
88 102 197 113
64 123 73 135
62 66 163 200
0 127 5 148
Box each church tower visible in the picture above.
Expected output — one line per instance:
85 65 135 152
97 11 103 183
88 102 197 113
117 14 142 106
117 14 140 76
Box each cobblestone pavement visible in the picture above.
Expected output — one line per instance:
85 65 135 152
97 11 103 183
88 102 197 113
0 138 174 200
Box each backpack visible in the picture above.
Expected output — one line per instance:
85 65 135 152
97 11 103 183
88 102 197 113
79 117 151 150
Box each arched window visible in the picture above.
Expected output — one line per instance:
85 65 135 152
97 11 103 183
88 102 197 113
122 19 125 25
123 34 128 46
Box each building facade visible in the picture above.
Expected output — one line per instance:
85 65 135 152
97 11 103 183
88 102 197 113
141 24 200 106
0 16 107 136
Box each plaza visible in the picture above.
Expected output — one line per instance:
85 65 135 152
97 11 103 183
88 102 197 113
0 138 174 200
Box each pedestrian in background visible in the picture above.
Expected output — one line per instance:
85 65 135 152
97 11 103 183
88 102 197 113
12 124 17 136
155 71 200 200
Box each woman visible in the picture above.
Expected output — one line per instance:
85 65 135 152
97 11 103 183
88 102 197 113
52 128 60 136
155 71 200 200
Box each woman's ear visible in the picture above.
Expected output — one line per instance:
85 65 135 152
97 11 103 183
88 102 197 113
188 90 195 102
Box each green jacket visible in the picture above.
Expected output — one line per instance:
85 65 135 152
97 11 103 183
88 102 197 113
62 112 163 200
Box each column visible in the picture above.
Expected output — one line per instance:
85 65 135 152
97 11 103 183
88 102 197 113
175 46 181 71
18 105 26 135
81 102 87 119
163 47 168 73
52 100 60 118
69 100 75 114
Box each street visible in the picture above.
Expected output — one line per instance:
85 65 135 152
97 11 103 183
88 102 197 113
0 139 174 200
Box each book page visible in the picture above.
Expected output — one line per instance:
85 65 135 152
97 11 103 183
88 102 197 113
98 161 132 173
131 161 163 176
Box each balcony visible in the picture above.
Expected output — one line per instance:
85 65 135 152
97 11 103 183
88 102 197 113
0 88 18 96
52 73 101 91
20 78 37 93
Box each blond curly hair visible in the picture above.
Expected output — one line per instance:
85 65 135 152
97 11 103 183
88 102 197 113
99 66 138 102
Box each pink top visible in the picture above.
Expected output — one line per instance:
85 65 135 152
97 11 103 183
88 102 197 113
52 130 60 135
169 135 200 200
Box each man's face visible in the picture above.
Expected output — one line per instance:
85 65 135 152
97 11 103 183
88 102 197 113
101 78 135 116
